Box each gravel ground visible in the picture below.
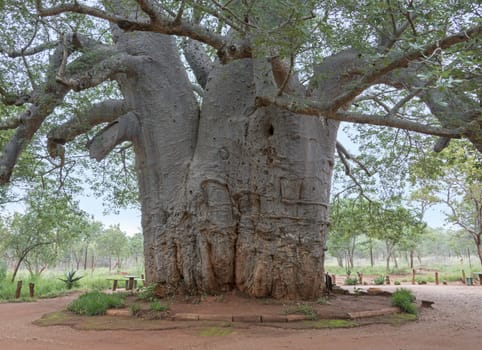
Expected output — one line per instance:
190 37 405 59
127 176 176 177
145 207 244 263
0 284 481 350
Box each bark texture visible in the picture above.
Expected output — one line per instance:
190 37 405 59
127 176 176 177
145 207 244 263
142 56 338 299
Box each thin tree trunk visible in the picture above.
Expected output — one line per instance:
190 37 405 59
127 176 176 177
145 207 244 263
369 241 374 267
83 244 88 270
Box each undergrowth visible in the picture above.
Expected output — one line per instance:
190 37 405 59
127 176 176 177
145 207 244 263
68 291 125 316
391 288 418 315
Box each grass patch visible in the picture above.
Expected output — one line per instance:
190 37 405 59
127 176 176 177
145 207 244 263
344 277 358 285
199 326 234 337
150 300 169 312
34 311 78 326
68 291 125 316
305 319 358 329
130 302 141 316
389 313 418 326
373 275 385 285
391 288 418 316
281 303 317 320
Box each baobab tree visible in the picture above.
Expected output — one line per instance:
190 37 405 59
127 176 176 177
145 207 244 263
0 1 480 298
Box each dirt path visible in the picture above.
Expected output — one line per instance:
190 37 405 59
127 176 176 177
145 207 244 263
1 285 481 350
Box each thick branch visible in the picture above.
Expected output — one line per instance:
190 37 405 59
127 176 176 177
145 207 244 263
0 34 105 184
47 99 129 160
0 113 26 130
37 0 227 51
256 95 466 138
58 51 144 92
325 25 482 112
87 112 140 162
182 39 214 88
1 41 60 58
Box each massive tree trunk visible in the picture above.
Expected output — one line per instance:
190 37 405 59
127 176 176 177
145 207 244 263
109 31 338 299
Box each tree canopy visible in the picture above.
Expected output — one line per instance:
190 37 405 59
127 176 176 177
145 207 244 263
0 1 480 194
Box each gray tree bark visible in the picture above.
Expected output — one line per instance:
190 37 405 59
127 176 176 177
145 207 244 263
97 29 340 299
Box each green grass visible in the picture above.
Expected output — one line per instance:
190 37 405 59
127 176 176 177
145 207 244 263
130 302 141 316
344 277 358 285
0 269 128 301
149 300 169 312
68 291 125 316
391 288 418 316
281 303 318 320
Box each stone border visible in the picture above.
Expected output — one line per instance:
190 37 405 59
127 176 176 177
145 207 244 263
173 313 309 322
105 308 402 322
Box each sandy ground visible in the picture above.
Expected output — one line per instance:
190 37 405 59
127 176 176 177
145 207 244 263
0 284 481 350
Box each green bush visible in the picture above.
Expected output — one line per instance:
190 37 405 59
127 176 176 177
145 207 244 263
391 288 418 315
281 303 317 319
137 284 157 302
68 291 125 316
130 302 141 316
344 277 358 285
150 300 169 312
373 275 385 285
0 261 6 281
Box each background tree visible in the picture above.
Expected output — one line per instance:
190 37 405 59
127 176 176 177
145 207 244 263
96 225 129 271
0 1 480 298
128 232 144 269
368 202 424 272
328 197 371 269
412 140 482 265
1 189 87 281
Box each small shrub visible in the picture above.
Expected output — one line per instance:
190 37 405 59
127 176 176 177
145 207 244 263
344 277 358 285
130 302 141 316
0 261 6 281
416 278 427 285
150 300 169 312
317 297 327 305
394 280 401 285
391 288 418 315
137 284 157 302
373 275 385 285
281 303 317 319
68 291 125 316
59 271 83 290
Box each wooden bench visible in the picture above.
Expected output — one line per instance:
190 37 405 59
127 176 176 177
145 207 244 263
107 276 145 291
474 272 482 285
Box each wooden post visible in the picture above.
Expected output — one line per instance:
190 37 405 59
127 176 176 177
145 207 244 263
15 280 23 299
385 275 391 285
112 279 118 291
412 269 416 285
29 283 35 298
435 272 439 285
462 270 466 284
127 277 134 290
357 272 363 285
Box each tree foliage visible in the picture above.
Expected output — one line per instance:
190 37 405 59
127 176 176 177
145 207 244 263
0 189 87 281
411 140 482 264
